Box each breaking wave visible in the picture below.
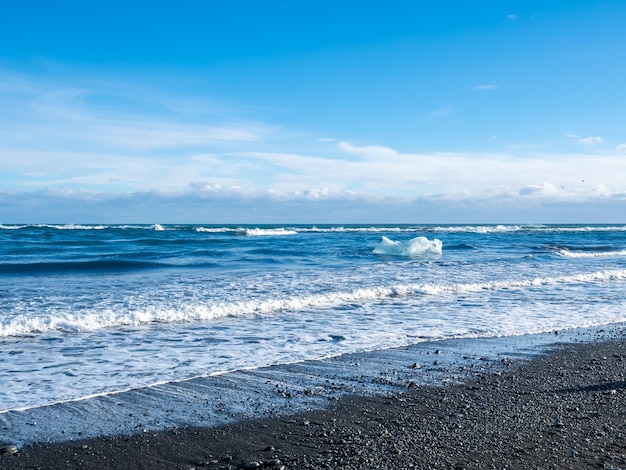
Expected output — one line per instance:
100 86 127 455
373 236 443 257
236 228 298 236
2 224 625 234
557 248 626 258
4 269 625 337
430 225 523 233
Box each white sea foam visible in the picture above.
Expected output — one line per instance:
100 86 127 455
2 224 625 234
196 227 299 235
5 221 626 423
149 223 177 231
195 226 411 234
195 227 234 233
431 225 626 234
373 236 443 257
35 224 109 230
546 226 626 232
237 228 298 236
4 269 625 338
431 225 523 233
298 226 410 233
557 248 626 258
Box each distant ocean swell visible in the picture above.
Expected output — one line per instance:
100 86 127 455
4 223 626 233
1 242 624 277
0 259 167 275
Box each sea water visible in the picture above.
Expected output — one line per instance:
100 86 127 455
1 224 626 414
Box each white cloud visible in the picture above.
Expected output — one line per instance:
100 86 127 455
566 133 606 146
2 183 625 225
337 141 399 160
4 114 626 209
2 68 626 223
89 121 264 149
577 136 604 145
0 68 271 155
506 14 518 21
617 144 626 153
519 183 560 197
333 141 626 202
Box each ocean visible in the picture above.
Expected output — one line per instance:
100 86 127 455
1 223 626 418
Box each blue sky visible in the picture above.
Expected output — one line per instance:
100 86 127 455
1 1 625 223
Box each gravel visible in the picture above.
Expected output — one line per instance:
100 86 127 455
2 338 626 469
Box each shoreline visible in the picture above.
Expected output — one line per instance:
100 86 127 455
2 325 626 468
2 325 621 448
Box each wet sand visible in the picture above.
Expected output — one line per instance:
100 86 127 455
3 333 626 469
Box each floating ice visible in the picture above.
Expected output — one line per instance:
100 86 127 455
373 236 443 257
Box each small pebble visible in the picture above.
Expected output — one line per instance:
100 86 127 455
244 461 262 468
0 445 17 455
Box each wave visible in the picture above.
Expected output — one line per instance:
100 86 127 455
3 223 626 234
195 227 298 236
0 259 164 275
0 223 184 232
430 225 524 233
430 225 626 234
296 226 413 233
194 227 235 233
541 244 626 258
0 224 110 230
194 224 626 235
196 226 437 234
542 226 626 233
0 224 155 231
5 269 624 337
373 236 443 257
557 248 626 258
237 228 297 236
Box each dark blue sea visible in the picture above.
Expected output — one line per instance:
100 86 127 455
1 224 626 414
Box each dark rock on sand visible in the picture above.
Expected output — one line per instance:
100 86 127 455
0 445 18 455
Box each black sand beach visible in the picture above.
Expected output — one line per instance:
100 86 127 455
3 334 626 469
